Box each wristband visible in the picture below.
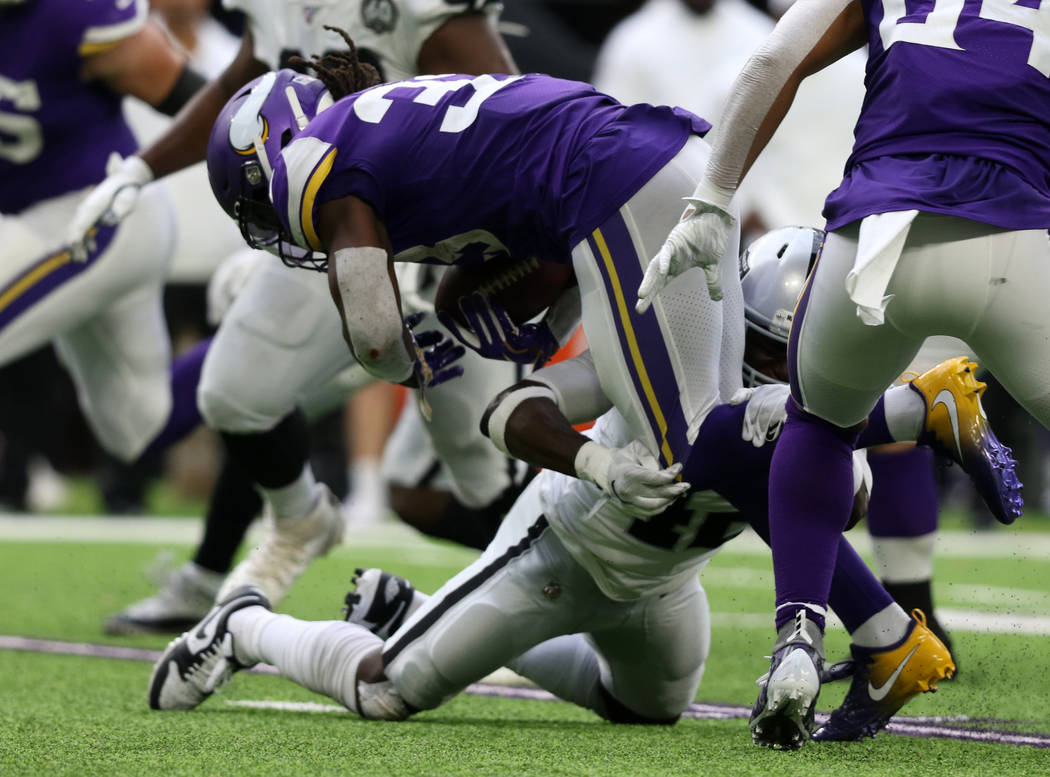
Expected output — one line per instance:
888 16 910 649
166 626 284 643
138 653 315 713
483 384 557 455
574 441 612 493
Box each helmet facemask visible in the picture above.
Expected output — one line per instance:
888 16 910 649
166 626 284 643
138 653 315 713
208 70 333 271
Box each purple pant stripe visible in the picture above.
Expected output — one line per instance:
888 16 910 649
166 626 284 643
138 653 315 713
786 243 822 405
587 213 689 466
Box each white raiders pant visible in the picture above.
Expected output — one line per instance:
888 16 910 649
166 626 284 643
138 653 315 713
792 213 1050 428
196 258 523 508
0 186 173 461
382 477 710 719
570 134 744 469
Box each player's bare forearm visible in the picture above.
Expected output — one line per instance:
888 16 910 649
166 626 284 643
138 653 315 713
417 12 518 75
488 390 588 477
139 33 269 179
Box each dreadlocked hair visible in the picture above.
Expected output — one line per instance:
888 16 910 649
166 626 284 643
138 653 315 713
288 26 382 99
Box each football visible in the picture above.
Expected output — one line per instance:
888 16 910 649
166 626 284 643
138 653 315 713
434 255 575 326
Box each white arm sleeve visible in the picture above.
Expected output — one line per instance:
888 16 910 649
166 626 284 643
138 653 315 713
529 350 614 425
696 0 854 207
333 246 414 384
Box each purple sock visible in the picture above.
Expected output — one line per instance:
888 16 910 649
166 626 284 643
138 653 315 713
827 538 895 633
769 401 861 632
140 337 211 460
867 446 938 537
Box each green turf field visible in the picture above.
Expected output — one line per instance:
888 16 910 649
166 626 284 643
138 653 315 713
2 517 1048 776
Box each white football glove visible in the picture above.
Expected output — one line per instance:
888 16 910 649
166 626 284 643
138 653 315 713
206 250 267 326
66 153 153 261
636 197 735 312
574 439 690 517
730 383 791 447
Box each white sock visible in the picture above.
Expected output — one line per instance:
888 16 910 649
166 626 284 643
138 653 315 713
261 465 318 520
850 602 911 649
345 459 388 521
873 532 936 583
884 385 926 442
507 634 603 713
228 606 382 713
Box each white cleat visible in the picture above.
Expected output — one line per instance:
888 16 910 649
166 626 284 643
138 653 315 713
217 484 345 606
148 586 269 711
105 561 225 635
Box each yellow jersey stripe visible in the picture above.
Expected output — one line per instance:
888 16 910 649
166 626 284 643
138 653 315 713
301 148 338 251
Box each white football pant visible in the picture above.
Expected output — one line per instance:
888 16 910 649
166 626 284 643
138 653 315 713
0 186 173 461
793 213 1050 428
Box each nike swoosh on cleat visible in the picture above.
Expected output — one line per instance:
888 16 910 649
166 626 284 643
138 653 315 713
932 389 963 460
868 643 921 702
185 614 219 655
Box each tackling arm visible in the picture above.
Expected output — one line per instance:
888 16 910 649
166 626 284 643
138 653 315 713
481 351 689 516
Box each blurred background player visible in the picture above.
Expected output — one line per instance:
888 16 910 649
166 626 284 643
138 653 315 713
0 0 212 497
89 0 532 633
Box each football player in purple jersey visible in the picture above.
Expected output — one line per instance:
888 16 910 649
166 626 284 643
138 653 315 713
147 227 967 739
0 0 209 471
635 0 1042 749
86 0 528 636
207 45 743 517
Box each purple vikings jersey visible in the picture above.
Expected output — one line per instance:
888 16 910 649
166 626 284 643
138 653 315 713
269 74 709 264
0 0 146 214
824 0 1050 231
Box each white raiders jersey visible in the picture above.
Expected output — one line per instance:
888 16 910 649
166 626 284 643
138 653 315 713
540 408 743 603
223 0 502 81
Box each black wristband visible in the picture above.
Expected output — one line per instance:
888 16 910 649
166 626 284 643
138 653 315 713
154 64 207 116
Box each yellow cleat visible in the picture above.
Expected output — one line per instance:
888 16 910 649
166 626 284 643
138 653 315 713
813 610 955 741
908 356 1023 524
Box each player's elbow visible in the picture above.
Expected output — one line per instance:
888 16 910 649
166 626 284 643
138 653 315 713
349 328 410 383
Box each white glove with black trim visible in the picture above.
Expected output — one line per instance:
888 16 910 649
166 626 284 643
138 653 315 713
636 196 735 311
67 153 153 261
574 439 690 517
730 383 791 447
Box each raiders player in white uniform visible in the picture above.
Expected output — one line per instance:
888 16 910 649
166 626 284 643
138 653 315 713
70 0 526 622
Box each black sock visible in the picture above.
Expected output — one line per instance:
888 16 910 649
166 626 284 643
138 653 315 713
192 455 262 574
220 409 310 488
882 579 955 656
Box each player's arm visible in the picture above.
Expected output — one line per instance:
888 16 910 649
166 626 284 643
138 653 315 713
701 0 866 195
81 19 199 111
137 30 269 179
319 195 420 385
481 352 689 516
417 10 518 75
636 0 866 309
67 30 269 253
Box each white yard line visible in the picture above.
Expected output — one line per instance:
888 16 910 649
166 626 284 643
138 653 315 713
4 516 1049 559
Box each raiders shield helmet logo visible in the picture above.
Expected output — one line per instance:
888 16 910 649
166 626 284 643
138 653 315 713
362 0 398 33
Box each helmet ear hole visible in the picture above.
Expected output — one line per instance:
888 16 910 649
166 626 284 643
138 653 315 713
281 128 294 149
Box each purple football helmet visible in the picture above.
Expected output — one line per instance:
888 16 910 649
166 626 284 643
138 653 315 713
207 69 333 270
